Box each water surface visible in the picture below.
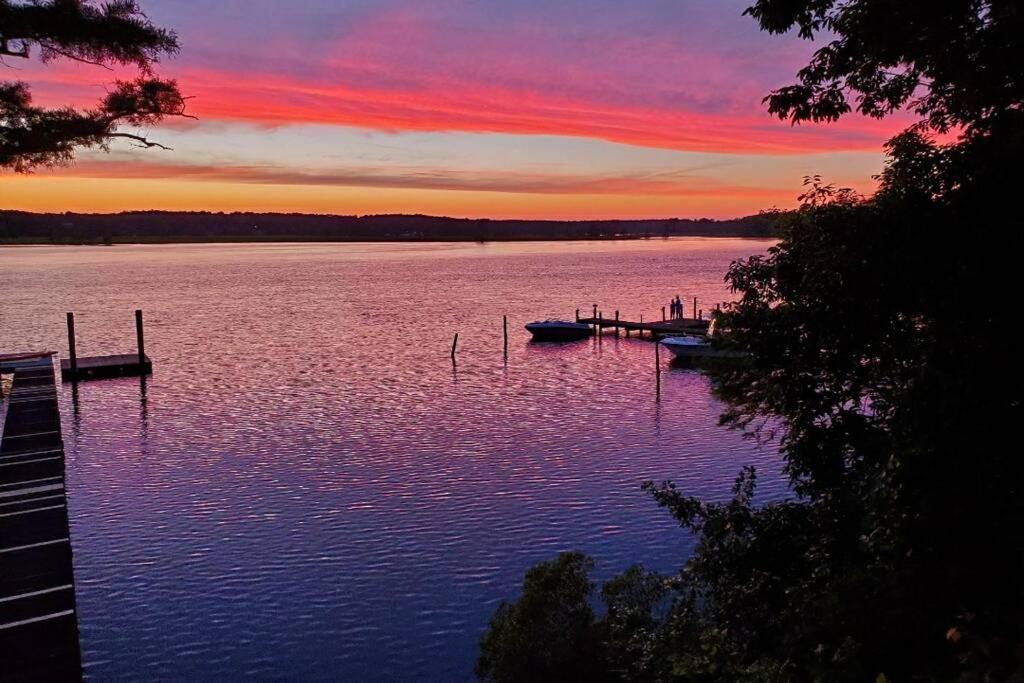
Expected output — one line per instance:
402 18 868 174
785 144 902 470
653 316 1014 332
0 238 782 681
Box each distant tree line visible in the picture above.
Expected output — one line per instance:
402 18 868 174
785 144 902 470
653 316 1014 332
0 211 780 243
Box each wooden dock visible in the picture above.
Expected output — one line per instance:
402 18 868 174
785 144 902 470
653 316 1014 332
61 309 152 381
578 315 710 337
60 353 151 381
0 357 82 681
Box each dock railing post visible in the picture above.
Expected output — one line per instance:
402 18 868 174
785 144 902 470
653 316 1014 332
135 309 146 367
66 312 78 381
502 315 508 355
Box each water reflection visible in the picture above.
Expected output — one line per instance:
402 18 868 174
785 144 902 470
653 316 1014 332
0 238 782 681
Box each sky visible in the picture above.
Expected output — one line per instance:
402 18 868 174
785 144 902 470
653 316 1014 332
0 0 906 219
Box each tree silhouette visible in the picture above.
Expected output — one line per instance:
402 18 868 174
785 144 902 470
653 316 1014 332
480 2 1024 680
0 0 189 172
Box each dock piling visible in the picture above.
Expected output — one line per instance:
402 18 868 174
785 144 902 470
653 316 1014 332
615 310 619 335
135 309 146 366
662 306 666 322
655 338 661 396
451 333 459 362
575 308 580 322
66 312 78 381
693 297 697 320
503 315 508 355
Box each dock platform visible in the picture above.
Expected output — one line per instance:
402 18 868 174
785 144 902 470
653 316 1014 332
578 316 709 337
61 353 151 381
0 358 82 681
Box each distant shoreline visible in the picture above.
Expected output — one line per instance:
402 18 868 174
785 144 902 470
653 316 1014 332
0 234 778 246
0 210 782 245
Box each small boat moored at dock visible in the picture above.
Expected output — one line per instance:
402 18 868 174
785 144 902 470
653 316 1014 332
659 335 715 359
525 319 593 341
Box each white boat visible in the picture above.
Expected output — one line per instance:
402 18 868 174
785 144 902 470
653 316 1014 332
525 319 593 341
659 335 714 359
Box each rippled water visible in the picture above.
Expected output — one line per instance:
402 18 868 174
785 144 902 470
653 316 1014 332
0 238 782 681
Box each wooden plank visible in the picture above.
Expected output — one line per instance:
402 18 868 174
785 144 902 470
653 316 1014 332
0 364 82 681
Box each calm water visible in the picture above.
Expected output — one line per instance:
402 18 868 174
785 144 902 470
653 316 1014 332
0 238 782 681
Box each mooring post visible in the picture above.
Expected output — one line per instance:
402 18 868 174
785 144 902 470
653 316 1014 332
662 306 666 322
615 310 620 335
639 313 644 338
502 315 508 354
655 338 661 396
592 303 598 319
451 333 459 362
66 312 78 381
575 308 580 322
135 309 146 367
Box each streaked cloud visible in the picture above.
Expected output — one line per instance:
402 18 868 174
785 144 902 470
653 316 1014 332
46 159 790 198
7 0 903 217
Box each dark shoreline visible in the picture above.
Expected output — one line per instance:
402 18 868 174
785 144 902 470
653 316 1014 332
0 210 781 244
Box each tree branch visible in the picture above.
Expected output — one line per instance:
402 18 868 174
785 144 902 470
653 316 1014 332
106 132 172 150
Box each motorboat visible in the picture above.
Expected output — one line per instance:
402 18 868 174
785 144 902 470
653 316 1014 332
525 319 593 342
659 335 714 359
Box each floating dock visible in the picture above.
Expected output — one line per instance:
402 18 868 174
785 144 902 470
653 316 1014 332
60 353 151 381
0 357 83 681
61 309 152 382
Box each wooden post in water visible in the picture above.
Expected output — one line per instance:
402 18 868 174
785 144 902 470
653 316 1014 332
451 333 459 362
66 312 78 381
135 309 146 366
575 308 580 322
614 310 620 336
692 297 697 320
639 314 644 338
662 306 666 321
598 312 603 343
502 315 508 354
655 337 661 397
592 303 598 319
699 309 703 320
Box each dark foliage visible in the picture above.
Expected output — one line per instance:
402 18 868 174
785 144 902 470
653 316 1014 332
0 0 188 171
479 1 1024 680
745 0 1024 133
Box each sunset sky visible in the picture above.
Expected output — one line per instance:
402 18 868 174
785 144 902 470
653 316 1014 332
1 0 906 219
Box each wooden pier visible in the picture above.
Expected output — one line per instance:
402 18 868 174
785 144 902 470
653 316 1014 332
578 315 710 337
61 309 152 382
0 357 82 681
60 353 151 381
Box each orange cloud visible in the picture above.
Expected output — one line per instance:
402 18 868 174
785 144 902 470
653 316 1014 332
42 159 792 198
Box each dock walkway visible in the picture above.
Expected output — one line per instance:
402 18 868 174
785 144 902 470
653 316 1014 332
578 315 710 336
0 358 82 681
